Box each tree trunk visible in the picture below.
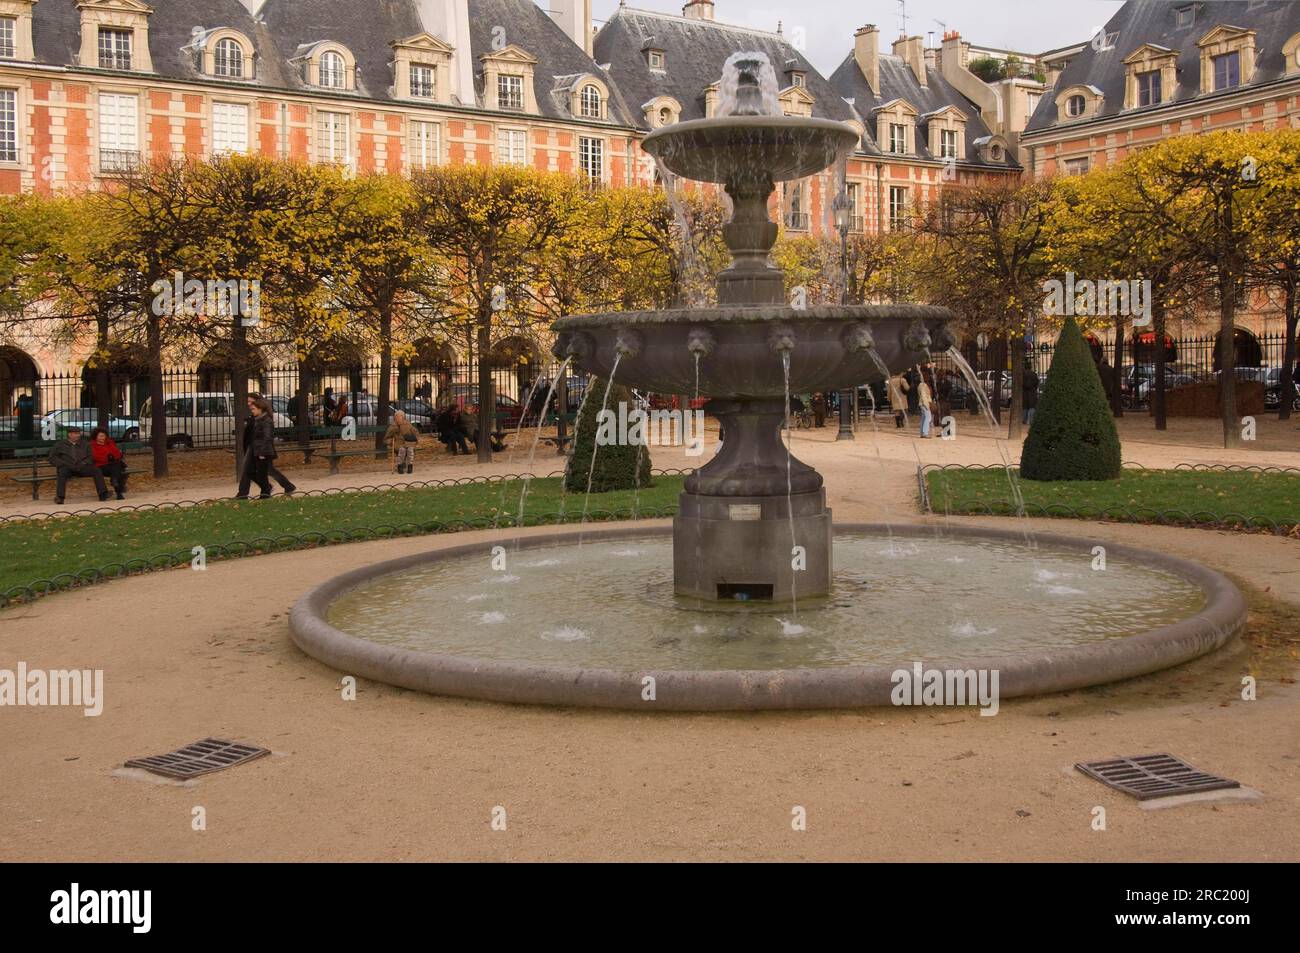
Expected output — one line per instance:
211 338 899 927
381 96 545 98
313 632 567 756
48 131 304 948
1280 282 1297 422
95 311 110 431
1152 293 1167 431
990 335 1006 425
231 319 249 477
1111 316 1125 418
1218 270 1240 449
375 307 393 451
476 312 493 463
1007 334 1024 441
146 310 168 478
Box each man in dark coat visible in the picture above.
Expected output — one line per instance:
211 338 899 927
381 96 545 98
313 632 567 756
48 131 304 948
49 426 109 504
1023 368 1041 426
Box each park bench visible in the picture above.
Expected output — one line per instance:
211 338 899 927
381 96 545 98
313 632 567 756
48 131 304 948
5 440 146 500
319 425 388 475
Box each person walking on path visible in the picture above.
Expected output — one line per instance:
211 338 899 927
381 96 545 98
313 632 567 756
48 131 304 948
237 395 295 499
90 427 128 500
887 376 908 429
1023 367 1041 426
50 426 110 504
385 410 420 475
917 372 935 438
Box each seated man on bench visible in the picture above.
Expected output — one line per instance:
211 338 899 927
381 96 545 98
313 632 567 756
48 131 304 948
49 425 111 504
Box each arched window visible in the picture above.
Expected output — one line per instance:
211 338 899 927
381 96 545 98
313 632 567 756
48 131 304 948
319 50 345 89
658 106 672 126
214 37 244 78
1066 94 1085 117
580 85 602 118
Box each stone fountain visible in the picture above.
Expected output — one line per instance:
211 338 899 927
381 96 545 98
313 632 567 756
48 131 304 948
552 53 955 602
290 53 1246 712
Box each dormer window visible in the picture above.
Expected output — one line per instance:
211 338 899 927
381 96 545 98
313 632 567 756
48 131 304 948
498 74 524 110
1175 5 1196 28
98 27 132 69
889 123 906 154
1136 69 1162 105
214 37 243 78
790 71 805 88
940 128 957 159
990 143 1004 161
1212 50 1240 90
0 17 14 59
580 85 602 118
410 63 435 99
648 49 664 70
319 50 346 89
658 106 672 125
1066 94 1085 117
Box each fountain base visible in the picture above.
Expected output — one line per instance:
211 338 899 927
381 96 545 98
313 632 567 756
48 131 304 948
673 488 832 601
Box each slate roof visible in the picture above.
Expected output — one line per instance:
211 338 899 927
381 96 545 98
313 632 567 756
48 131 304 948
828 50 1017 168
26 0 636 126
593 6 855 128
1024 0 1300 133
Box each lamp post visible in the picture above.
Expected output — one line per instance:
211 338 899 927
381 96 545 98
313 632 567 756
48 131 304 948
833 189 855 441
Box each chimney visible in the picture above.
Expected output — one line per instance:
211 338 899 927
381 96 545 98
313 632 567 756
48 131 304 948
940 30 973 74
892 34 927 87
853 24 879 95
417 0 474 105
683 0 714 20
551 0 594 56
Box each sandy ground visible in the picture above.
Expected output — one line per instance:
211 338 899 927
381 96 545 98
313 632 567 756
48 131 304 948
1 417 1298 861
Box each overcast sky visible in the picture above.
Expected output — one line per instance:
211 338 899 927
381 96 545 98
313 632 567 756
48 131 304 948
591 0 1127 74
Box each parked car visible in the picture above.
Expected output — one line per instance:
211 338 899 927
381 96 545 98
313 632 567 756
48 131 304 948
1260 367 1300 411
445 384 524 430
974 370 1013 407
390 399 437 432
138 393 292 449
1121 363 1206 407
41 408 141 442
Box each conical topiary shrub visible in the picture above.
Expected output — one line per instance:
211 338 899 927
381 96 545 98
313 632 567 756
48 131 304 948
564 378 654 493
1020 315 1122 482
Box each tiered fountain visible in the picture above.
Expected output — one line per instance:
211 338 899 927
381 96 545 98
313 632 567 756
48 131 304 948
290 54 1246 711
553 53 954 602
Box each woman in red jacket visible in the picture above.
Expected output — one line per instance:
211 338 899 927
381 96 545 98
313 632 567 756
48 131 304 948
91 427 127 500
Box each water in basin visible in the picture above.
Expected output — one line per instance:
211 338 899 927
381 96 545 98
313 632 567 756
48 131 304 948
326 534 1205 671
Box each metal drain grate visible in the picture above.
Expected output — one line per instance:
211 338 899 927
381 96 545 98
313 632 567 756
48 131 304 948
1076 753 1240 800
125 738 270 780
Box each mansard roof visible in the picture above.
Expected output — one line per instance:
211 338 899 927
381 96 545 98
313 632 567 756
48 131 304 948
1024 0 1300 133
594 5 855 128
26 0 637 125
828 50 1012 167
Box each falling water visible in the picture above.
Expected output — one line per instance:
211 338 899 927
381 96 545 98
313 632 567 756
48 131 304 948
557 368 596 525
781 351 798 614
578 354 622 531
859 375 899 554
514 357 571 536
492 370 552 531
944 348 1029 521
653 156 709 310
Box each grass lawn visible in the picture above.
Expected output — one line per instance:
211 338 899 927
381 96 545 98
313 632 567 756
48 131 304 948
0 476 683 597
926 467 1300 529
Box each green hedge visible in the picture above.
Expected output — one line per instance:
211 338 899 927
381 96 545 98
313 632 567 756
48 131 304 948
1021 314 1122 482
564 377 654 493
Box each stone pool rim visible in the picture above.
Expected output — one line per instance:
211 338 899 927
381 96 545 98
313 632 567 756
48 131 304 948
288 523 1247 711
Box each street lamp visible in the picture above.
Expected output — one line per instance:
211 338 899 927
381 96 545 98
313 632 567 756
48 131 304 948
832 189 855 441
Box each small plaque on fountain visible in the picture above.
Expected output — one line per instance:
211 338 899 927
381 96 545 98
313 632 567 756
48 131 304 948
728 504 762 521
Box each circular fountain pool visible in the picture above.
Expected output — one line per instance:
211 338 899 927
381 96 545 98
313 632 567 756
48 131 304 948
289 524 1246 710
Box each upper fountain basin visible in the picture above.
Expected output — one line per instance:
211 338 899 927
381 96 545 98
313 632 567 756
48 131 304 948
552 304 955 398
642 116 861 185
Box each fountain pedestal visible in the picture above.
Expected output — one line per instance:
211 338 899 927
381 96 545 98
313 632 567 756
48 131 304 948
674 397 832 600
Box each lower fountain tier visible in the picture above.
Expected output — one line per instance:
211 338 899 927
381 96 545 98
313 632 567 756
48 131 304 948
673 488 832 601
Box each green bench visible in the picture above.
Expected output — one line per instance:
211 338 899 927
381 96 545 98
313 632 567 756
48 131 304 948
5 441 145 501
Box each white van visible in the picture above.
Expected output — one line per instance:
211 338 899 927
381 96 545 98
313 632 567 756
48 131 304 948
139 393 292 450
